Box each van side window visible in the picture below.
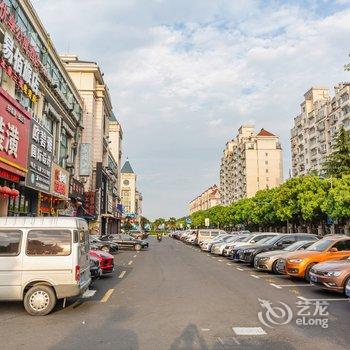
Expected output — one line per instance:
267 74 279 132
0 231 22 256
26 230 71 256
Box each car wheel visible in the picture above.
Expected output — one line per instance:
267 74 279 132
272 260 279 274
134 244 142 251
24 285 57 316
343 276 350 296
101 246 109 253
305 263 315 281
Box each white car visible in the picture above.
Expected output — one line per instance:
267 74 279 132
211 235 249 255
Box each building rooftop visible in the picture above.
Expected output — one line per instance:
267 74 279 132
257 128 275 137
121 160 134 174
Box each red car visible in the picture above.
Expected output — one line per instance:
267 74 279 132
89 250 114 274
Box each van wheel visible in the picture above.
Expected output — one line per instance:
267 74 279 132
134 244 142 251
24 285 57 316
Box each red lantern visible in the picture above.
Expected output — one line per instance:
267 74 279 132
11 189 20 197
2 186 12 197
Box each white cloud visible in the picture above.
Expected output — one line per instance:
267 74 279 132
32 0 350 219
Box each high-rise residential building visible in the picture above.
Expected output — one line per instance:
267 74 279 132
120 159 142 216
291 83 350 176
60 55 123 235
220 125 283 204
189 184 221 214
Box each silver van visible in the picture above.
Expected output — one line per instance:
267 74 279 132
0 217 91 316
196 229 227 245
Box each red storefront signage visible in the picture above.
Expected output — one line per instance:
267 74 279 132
51 163 69 199
0 87 30 178
85 191 96 216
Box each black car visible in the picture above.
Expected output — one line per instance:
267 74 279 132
102 234 149 251
128 230 149 240
89 235 119 254
239 233 317 265
89 255 102 280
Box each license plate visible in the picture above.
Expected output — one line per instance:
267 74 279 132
310 275 317 283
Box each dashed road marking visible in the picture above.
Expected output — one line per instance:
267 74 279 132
128 260 133 265
82 289 96 298
201 328 210 332
276 284 312 288
118 270 126 279
270 283 282 289
232 327 266 336
101 289 114 303
250 274 260 279
218 259 223 262
236 267 245 271
227 263 233 266
133 255 137 258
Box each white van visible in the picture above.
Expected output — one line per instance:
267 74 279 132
0 217 91 316
196 229 227 245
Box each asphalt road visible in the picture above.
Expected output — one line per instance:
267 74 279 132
1 237 350 350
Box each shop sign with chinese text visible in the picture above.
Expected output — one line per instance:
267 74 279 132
0 87 30 178
0 1 41 103
51 163 69 200
70 177 85 199
25 116 53 193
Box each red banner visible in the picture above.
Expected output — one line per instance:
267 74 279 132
0 87 31 178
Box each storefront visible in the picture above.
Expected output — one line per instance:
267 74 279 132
0 87 31 216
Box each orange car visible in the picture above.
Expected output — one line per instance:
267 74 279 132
284 236 350 281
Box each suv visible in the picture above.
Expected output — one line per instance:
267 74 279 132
0 217 91 316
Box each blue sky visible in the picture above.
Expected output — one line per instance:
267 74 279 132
32 0 350 219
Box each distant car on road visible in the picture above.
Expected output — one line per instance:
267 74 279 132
89 235 119 254
102 234 149 251
129 230 149 240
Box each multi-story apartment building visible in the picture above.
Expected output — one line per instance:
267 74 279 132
60 55 123 235
189 184 221 214
291 84 350 176
220 125 283 204
0 0 85 217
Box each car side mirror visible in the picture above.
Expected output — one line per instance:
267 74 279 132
329 247 338 253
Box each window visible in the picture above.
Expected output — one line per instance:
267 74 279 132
278 237 296 246
332 240 350 251
265 169 269 173
123 180 130 186
0 231 22 256
26 230 71 256
265 161 268 165
60 129 69 167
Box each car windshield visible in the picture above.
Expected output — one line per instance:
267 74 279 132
241 234 255 242
306 239 333 252
256 237 274 245
260 235 281 245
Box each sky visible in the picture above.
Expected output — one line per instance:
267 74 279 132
31 0 350 220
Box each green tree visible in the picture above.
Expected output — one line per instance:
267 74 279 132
323 127 350 178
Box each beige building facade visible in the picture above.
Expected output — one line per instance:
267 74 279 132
189 184 221 214
291 84 350 176
220 125 283 204
61 55 123 235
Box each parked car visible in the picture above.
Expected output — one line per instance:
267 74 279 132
254 239 317 273
227 233 279 261
284 236 350 281
309 256 350 294
201 234 232 252
89 250 114 274
89 255 102 279
196 229 227 246
0 217 91 316
229 236 276 261
222 235 251 256
239 234 317 265
211 235 247 255
89 235 119 254
346 278 350 298
129 230 149 240
102 234 149 251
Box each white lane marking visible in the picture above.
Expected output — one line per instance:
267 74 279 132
82 289 96 298
201 328 210 331
227 263 233 266
118 270 126 279
211 257 216 259
270 283 282 289
133 255 137 258
236 267 245 271
218 259 223 262
250 274 260 279
207 254 211 256
101 289 114 303
276 284 312 287
128 260 133 265
297 296 349 302
232 327 266 335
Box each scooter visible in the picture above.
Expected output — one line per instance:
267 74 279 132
157 235 162 242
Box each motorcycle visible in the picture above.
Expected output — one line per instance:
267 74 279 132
157 235 162 242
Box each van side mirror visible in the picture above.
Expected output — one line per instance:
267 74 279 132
329 247 338 253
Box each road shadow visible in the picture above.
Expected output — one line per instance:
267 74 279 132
49 306 139 350
170 323 209 350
